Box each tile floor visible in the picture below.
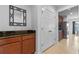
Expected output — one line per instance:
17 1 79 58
44 35 79 54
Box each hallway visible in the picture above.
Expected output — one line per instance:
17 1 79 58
44 35 79 54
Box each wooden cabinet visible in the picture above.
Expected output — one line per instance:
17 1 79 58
59 31 63 41
0 36 21 54
22 34 35 54
59 16 64 40
59 16 63 23
0 33 35 54
0 42 21 54
0 36 21 45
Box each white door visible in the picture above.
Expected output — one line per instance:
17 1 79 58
40 8 57 52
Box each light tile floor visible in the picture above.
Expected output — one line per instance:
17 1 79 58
44 35 79 54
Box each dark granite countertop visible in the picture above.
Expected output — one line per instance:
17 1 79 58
0 30 35 39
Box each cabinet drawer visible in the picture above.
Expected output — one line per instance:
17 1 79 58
0 36 21 45
22 34 35 40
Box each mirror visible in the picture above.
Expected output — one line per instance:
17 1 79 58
9 5 26 26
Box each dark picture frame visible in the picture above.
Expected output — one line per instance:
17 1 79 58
9 5 26 26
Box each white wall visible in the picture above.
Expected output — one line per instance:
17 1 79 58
40 6 58 52
30 6 41 53
0 5 32 31
31 5 58 53
64 6 79 39
31 5 37 30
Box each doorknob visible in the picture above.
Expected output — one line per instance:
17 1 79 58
48 30 52 32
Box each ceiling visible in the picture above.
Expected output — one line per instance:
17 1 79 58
53 5 76 12
54 5 68 10
59 6 78 17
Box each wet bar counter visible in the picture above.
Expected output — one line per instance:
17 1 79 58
0 30 36 54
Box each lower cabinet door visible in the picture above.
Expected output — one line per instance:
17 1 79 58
22 38 35 54
0 42 21 54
